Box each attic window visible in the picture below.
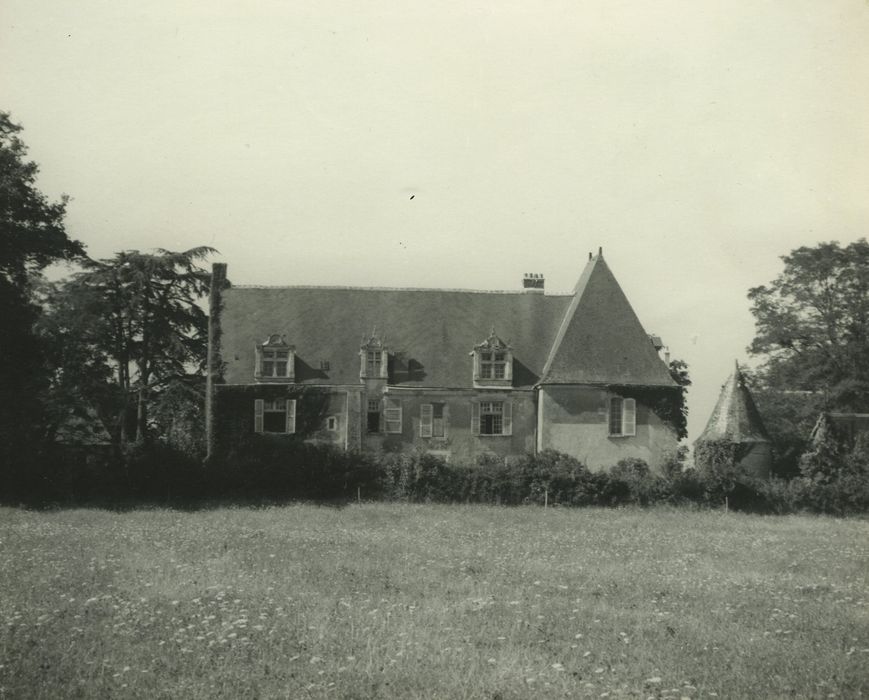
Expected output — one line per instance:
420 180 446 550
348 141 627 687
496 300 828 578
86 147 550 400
480 351 507 379
255 334 295 382
263 349 289 377
359 331 389 380
471 329 513 387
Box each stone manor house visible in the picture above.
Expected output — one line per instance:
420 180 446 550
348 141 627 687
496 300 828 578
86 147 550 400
205 250 682 471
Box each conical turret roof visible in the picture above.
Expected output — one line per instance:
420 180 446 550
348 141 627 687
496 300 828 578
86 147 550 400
696 361 771 443
540 252 676 386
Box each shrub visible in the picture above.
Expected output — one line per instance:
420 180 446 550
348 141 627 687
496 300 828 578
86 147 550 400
609 458 672 505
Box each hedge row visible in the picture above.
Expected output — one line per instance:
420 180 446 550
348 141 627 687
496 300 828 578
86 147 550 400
3 438 868 515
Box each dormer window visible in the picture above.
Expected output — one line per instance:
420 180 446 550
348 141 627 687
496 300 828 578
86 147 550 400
255 334 295 382
480 351 507 379
471 329 513 387
366 350 382 377
359 330 389 380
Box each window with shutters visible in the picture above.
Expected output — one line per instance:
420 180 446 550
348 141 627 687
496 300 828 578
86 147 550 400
254 398 296 434
472 399 513 436
608 397 636 437
471 330 513 387
420 402 446 438
254 334 295 382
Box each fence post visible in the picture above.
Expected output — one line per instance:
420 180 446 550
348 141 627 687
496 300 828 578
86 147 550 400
544 488 548 509
357 486 361 504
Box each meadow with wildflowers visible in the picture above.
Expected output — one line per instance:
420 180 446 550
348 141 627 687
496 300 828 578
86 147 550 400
0 505 867 699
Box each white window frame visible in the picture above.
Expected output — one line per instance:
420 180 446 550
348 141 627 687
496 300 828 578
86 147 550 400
254 335 294 382
366 350 382 377
254 398 296 434
608 397 636 437
480 351 507 380
471 399 513 436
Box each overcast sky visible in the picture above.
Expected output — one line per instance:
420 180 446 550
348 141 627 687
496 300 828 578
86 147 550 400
2 0 868 443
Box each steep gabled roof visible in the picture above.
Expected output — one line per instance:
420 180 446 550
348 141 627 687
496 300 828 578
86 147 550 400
539 253 676 386
220 286 571 389
218 253 674 390
696 362 771 444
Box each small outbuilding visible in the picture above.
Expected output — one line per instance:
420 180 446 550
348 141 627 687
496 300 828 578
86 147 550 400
695 361 772 478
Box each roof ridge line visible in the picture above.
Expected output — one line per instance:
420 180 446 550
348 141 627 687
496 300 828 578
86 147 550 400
230 284 572 296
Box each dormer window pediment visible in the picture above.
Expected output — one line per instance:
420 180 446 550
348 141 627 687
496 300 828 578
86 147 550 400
471 329 513 387
255 334 295 382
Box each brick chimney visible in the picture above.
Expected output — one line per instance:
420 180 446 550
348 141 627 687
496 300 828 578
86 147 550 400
523 273 545 292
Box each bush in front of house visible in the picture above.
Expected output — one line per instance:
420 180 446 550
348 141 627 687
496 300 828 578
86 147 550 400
211 435 381 502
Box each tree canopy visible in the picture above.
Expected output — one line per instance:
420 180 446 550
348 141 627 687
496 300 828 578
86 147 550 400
42 248 216 442
748 239 869 410
0 112 86 488
0 112 84 288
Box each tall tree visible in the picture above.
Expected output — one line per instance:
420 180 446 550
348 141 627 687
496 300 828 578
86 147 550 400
748 239 869 410
45 248 215 442
0 112 85 488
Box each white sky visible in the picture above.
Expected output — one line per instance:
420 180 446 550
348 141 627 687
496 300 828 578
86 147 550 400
2 0 868 444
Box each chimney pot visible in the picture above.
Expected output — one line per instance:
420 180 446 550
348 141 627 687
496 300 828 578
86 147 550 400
522 273 545 291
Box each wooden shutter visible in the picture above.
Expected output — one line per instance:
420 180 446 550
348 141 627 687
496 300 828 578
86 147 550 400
254 399 264 433
420 403 433 438
471 401 480 436
503 399 513 436
286 399 297 434
623 398 636 437
385 398 402 434
443 403 450 439
379 398 386 433
254 346 263 380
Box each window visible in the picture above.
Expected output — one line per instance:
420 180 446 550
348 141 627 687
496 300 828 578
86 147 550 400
366 351 382 377
480 401 503 435
471 330 512 386
480 352 507 379
384 398 402 434
326 416 337 431
420 402 447 438
254 398 296 434
359 332 388 379
471 400 513 436
367 399 381 433
608 397 636 437
262 349 290 378
255 334 294 381
320 360 330 371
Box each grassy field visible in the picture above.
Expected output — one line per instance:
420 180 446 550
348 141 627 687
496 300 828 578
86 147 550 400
0 505 867 699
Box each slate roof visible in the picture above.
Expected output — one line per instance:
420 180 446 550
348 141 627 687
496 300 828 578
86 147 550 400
218 253 675 390
696 362 771 444
540 254 676 386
